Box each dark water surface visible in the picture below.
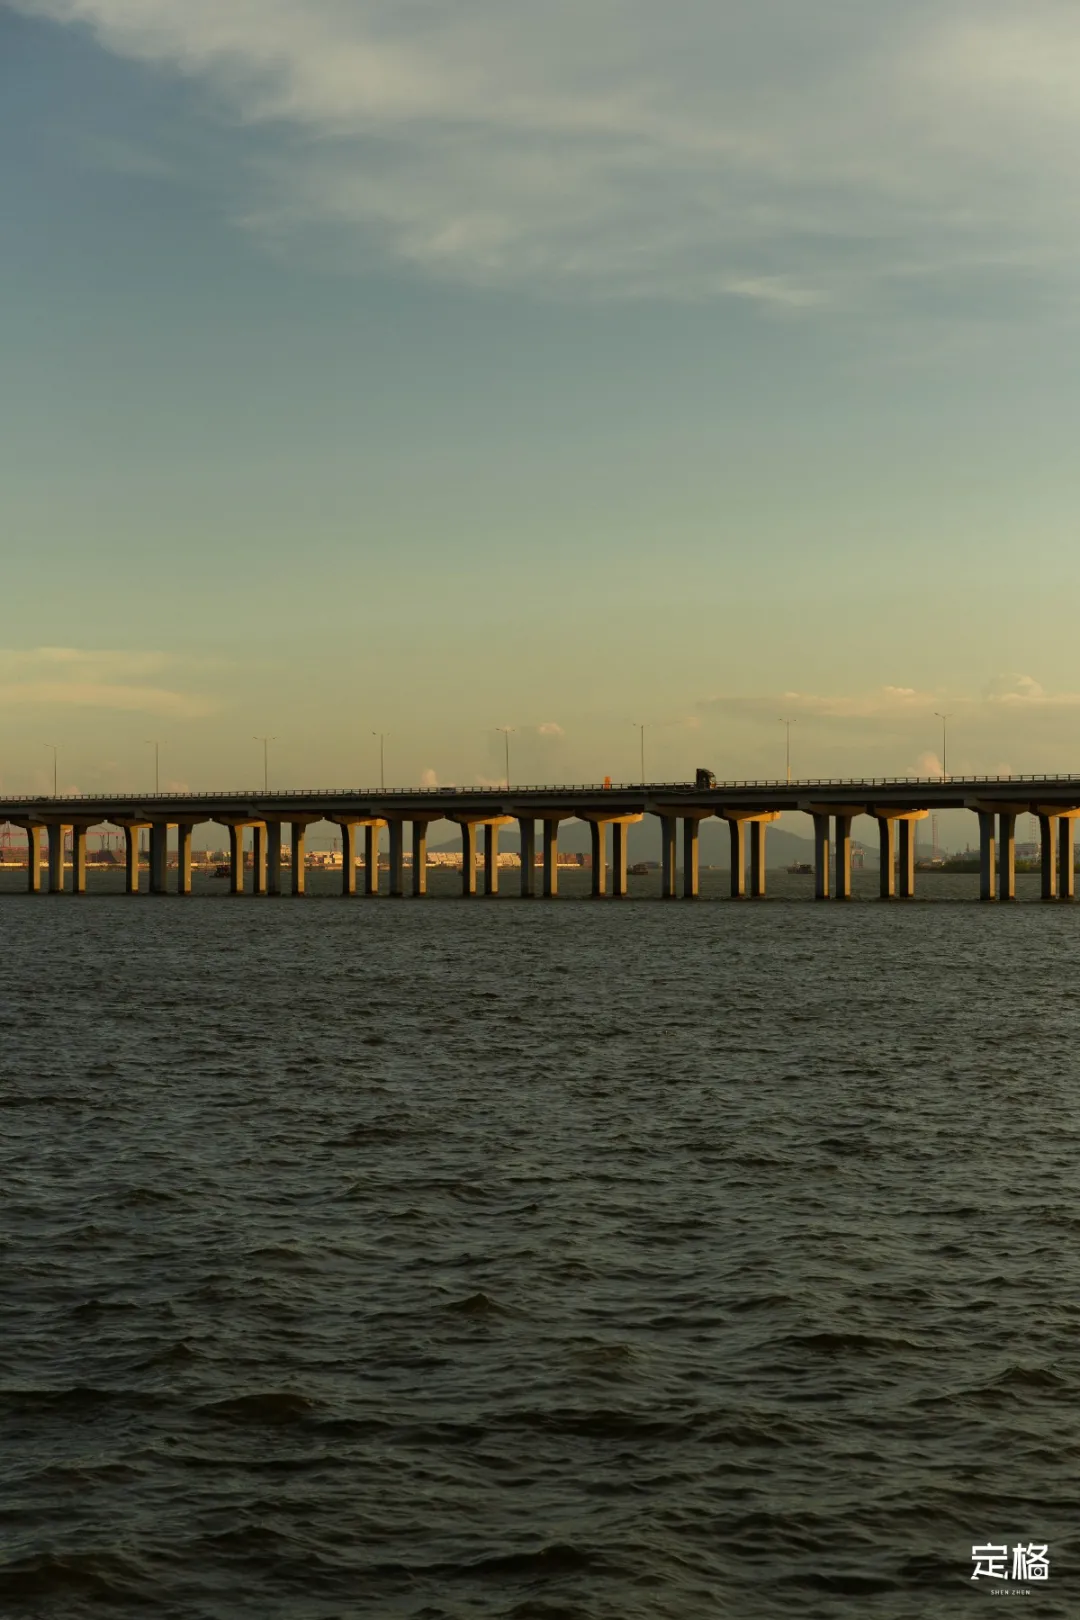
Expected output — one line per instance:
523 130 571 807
3 879 1079 1618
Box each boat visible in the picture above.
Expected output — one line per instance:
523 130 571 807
786 862 812 875
213 863 230 878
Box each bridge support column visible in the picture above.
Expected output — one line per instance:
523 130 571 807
229 826 245 896
750 821 768 898
27 826 43 893
291 823 306 895
542 819 559 897
612 821 629 897
71 827 87 894
484 824 500 896
364 824 380 895
682 818 699 899
978 810 996 902
177 824 193 895
660 816 677 898
1059 818 1074 901
412 822 428 896
1039 815 1058 900
591 822 607 897
47 825 67 893
729 819 746 899
813 814 830 900
457 822 476 897
898 820 916 899
340 824 357 896
252 824 266 896
998 813 1016 902
267 822 282 896
125 827 141 894
388 821 404 897
834 815 853 900
150 824 168 895
878 819 896 899
519 819 536 897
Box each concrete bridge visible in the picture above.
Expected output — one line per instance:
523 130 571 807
3 774 1080 902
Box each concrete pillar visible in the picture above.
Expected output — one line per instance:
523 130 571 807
364 823 380 896
1039 815 1059 901
813 814 830 901
878 819 896 899
484 823 499 896
229 825 245 896
150 823 168 895
251 824 266 896
125 826 141 894
177 824 193 895
591 822 607 897
1059 818 1074 901
750 820 767 899
412 822 428 896
267 822 282 896
72 827 87 894
291 823 306 896
998 813 1016 902
898 819 916 899
728 819 746 899
47 825 66 893
389 821 405 897
27 826 43 893
519 819 536 897
339 824 357 896
834 815 853 900
542 818 559 897
461 822 478 896
682 818 699 899
660 815 677 899
978 810 996 902
612 821 629 897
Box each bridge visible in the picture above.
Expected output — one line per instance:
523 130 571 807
2 774 1079 902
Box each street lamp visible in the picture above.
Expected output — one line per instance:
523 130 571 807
496 726 515 790
144 739 160 794
254 736 275 794
778 717 796 784
934 713 952 782
44 743 58 797
372 732 388 791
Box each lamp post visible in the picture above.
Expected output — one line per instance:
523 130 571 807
934 712 952 782
496 726 515 790
254 736 275 793
44 743 58 797
372 732 387 791
144 739 160 794
779 717 796 784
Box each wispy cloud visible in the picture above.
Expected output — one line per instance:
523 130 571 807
20 0 1080 308
0 648 217 717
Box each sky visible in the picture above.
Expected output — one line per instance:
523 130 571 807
4 0 1080 821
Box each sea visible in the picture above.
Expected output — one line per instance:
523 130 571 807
2 867 1077 1618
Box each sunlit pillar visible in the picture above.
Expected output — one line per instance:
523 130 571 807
266 821 282 896
682 818 699 899
291 822 306 896
125 826 141 895
177 823 193 895
27 826 43 894
750 819 768 899
412 821 428 896
252 824 266 896
389 821 405 897
364 823 380 896
229 825 245 896
898 819 916 899
978 810 996 902
150 823 168 895
1039 814 1058 901
542 818 559 897
339 823 357 896
591 821 607 897
461 822 478 896
813 813 830 901
612 821 629 897
728 819 746 899
519 819 536 897
878 819 896 899
1059 818 1075 901
72 826 87 894
834 815 853 900
998 813 1016 902
660 815 677 898
484 823 500 896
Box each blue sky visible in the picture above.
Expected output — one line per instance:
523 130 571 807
4 0 1080 805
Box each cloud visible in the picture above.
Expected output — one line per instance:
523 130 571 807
20 0 1080 308
0 648 216 716
419 766 439 786
537 722 564 737
703 677 1080 725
